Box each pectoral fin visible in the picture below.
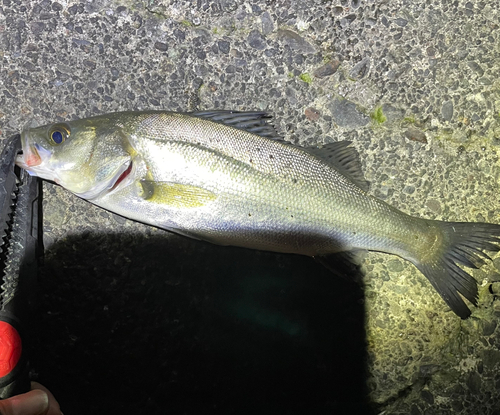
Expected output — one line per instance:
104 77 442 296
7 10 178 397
140 180 217 208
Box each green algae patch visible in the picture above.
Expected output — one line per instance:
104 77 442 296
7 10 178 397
371 106 387 124
299 73 312 84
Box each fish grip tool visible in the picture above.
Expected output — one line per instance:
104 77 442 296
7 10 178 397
0 134 42 398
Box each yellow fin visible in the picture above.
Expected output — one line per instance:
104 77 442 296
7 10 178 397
140 180 216 208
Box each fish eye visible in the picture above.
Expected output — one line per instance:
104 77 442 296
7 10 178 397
51 130 64 144
49 124 71 145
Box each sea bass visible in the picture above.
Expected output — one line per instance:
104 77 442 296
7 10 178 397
15 110 500 318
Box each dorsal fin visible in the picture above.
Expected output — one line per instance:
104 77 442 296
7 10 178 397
190 112 367 190
307 141 370 192
190 110 282 139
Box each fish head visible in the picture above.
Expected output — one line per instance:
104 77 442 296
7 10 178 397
16 118 135 200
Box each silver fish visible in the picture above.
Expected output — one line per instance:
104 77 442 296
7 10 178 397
15 110 500 318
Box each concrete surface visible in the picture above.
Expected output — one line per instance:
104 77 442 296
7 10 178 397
0 0 499 414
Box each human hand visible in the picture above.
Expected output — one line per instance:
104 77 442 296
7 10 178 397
0 382 61 415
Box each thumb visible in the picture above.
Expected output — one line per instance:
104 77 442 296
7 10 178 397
0 389 49 415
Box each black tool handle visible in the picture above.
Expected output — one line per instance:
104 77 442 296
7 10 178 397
0 135 42 398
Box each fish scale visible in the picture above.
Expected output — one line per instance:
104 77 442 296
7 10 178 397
133 130 361 252
127 113 405 245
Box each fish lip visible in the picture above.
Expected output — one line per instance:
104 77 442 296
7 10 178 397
16 131 42 168
17 126 53 170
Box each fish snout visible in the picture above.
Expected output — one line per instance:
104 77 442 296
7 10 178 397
17 128 46 168
23 146 42 167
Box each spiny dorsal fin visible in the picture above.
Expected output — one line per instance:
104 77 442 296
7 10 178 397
190 113 368 190
307 141 370 192
190 110 282 140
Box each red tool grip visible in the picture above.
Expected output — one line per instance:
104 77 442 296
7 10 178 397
0 321 22 378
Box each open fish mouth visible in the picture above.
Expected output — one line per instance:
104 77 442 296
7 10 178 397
16 123 54 171
19 146 42 167
16 134 46 169
16 143 55 179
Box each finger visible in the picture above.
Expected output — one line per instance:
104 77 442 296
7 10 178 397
0 389 48 415
30 383 61 415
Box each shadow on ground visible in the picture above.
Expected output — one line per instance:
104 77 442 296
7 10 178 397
29 231 371 415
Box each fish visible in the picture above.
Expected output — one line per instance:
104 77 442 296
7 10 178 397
15 110 500 318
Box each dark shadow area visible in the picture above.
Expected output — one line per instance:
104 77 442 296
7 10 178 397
29 231 372 415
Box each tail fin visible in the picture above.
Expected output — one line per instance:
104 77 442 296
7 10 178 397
414 221 500 319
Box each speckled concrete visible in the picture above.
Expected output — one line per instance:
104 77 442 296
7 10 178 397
1 1 500 414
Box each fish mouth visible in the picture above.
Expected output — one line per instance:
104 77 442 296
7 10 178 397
16 132 44 169
18 146 42 167
16 119 54 171
16 140 54 180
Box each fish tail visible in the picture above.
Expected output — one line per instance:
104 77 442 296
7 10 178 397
412 221 500 319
